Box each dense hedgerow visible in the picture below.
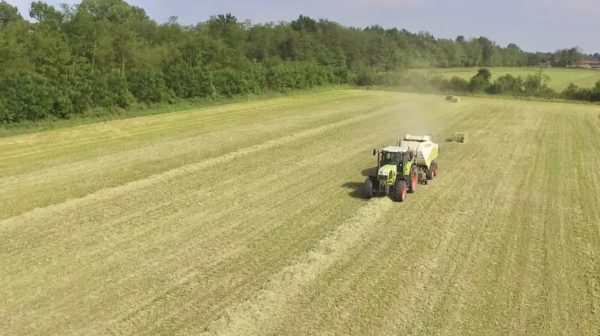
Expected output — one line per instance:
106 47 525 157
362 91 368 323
0 0 595 123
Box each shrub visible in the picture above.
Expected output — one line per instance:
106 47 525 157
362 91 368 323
561 83 580 100
0 71 55 122
127 70 172 104
487 74 524 95
267 62 332 92
447 76 469 92
92 72 133 108
213 67 263 96
165 66 216 99
353 67 377 87
591 81 600 102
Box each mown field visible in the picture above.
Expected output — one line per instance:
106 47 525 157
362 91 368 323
1 89 599 335
414 67 600 91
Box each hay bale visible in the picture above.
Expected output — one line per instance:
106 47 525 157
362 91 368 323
453 132 466 143
446 95 460 103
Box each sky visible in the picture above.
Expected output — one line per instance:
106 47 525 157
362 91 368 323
7 0 600 54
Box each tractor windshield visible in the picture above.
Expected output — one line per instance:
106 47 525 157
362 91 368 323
381 152 402 165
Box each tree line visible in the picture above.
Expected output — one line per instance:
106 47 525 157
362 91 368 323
0 0 594 123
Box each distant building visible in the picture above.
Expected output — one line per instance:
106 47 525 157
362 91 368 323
538 60 552 68
565 60 600 70
582 60 600 71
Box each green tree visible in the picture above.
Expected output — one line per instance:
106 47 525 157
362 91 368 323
468 68 492 92
553 47 583 67
0 1 586 123
0 1 22 27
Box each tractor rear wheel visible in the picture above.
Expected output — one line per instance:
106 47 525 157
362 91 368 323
408 167 418 193
364 178 374 199
392 179 407 202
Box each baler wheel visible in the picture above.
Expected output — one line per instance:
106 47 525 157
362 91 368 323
426 166 434 180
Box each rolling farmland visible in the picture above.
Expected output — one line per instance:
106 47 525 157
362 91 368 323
1 90 600 335
414 67 600 91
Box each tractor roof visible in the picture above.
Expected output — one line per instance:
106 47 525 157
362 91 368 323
404 134 432 142
382 146 408 153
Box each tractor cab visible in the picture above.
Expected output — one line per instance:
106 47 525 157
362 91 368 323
375 146 412 186
381 150 402 165
380 146 412 168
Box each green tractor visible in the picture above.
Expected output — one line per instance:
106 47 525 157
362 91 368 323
364 135 439 202
363 146 418 202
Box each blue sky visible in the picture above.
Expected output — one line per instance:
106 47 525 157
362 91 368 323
8 0 600 53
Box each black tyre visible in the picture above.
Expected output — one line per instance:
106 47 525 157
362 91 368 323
426 163 434 180
392 179 407 202
426 160 437 180
407 166 418 193
364 178 374 199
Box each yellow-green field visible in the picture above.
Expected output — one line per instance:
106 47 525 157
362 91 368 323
414 67 600 91
1 90 599 335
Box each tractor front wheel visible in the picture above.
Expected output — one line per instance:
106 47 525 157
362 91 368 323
392 179 408 202
364 178 374 199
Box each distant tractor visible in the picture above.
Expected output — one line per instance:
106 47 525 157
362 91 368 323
364 134 439 202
